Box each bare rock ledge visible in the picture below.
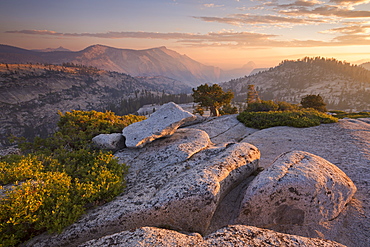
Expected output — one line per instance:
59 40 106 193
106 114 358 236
78 225 346 247
122 102 196 148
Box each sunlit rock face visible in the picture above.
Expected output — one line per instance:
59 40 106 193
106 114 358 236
78 225 346 247
236 150 357 231
187 114 258 144
25 125 260 247
122 102 196 148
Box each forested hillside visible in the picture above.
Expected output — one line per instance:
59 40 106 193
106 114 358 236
222 57 370 111
0 63 192 148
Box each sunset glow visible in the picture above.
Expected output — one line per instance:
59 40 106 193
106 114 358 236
1 0 370 69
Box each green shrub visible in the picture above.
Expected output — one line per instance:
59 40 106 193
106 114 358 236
0 168 80 246
246 100 299 112
220 104 238 115
18 111 146 154
246 100 279 112
301 94 327 112
237 109 337 129
277 101 300 111
57 110 144 138
1 110 144 246
329 111 370 119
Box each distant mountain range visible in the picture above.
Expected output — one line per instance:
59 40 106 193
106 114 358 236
32 46 71 52
221 57 370 111
0 44 255 87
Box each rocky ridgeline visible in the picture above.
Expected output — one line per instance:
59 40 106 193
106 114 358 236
25 103 368 247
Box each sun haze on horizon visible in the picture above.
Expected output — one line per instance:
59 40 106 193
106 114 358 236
1 0 370 69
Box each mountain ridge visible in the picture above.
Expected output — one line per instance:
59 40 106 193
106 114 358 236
221 57 370 111
0 44 254 86
32 46 71 52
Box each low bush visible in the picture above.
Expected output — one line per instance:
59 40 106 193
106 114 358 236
277 101 300 111
329 111 370 119
246 100 300 112
237 109 337 129
246 100 279 112
0 110 145 246
20 110 146 152
220 104 238 115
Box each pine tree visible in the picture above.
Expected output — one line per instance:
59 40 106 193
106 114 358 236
192 84 234 117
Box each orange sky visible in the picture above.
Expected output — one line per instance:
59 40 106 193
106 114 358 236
1 0 370 69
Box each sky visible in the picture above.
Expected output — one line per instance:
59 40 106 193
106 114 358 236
1 0 370 69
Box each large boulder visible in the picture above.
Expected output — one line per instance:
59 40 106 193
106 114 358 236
91 133 125 151
78 225 346 247
236 150 357 231
122 102 196 148
26 128 260 246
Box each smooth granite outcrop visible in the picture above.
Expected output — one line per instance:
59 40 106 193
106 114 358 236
122 102 196 148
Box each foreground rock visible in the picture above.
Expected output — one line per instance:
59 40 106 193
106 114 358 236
236 150 357 235
241 119 370 246
92 133 126 151
122 102 196 148
79 225 346 247
187 114 258 144
26 128 260 246
23 111 368 247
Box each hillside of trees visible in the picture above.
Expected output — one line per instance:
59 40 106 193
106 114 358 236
221 57 370 111
0 63 192 148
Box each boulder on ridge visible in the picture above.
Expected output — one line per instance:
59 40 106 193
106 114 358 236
122 102 196 148
236 150 357 229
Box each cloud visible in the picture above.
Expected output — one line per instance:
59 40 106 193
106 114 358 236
270 0 324 8
321 24 370 34
329 0 370 6
332 33 370 45
203 3 224 8
193 13 325 26
5 30 195 40
261 0 370 18
5 29 278 45
6 30 63 35
279 5 370 18
7 28 370 48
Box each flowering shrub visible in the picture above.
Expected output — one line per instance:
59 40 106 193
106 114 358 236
0 110 145 246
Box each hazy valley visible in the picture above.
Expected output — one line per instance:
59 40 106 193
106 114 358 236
0 44 255 87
